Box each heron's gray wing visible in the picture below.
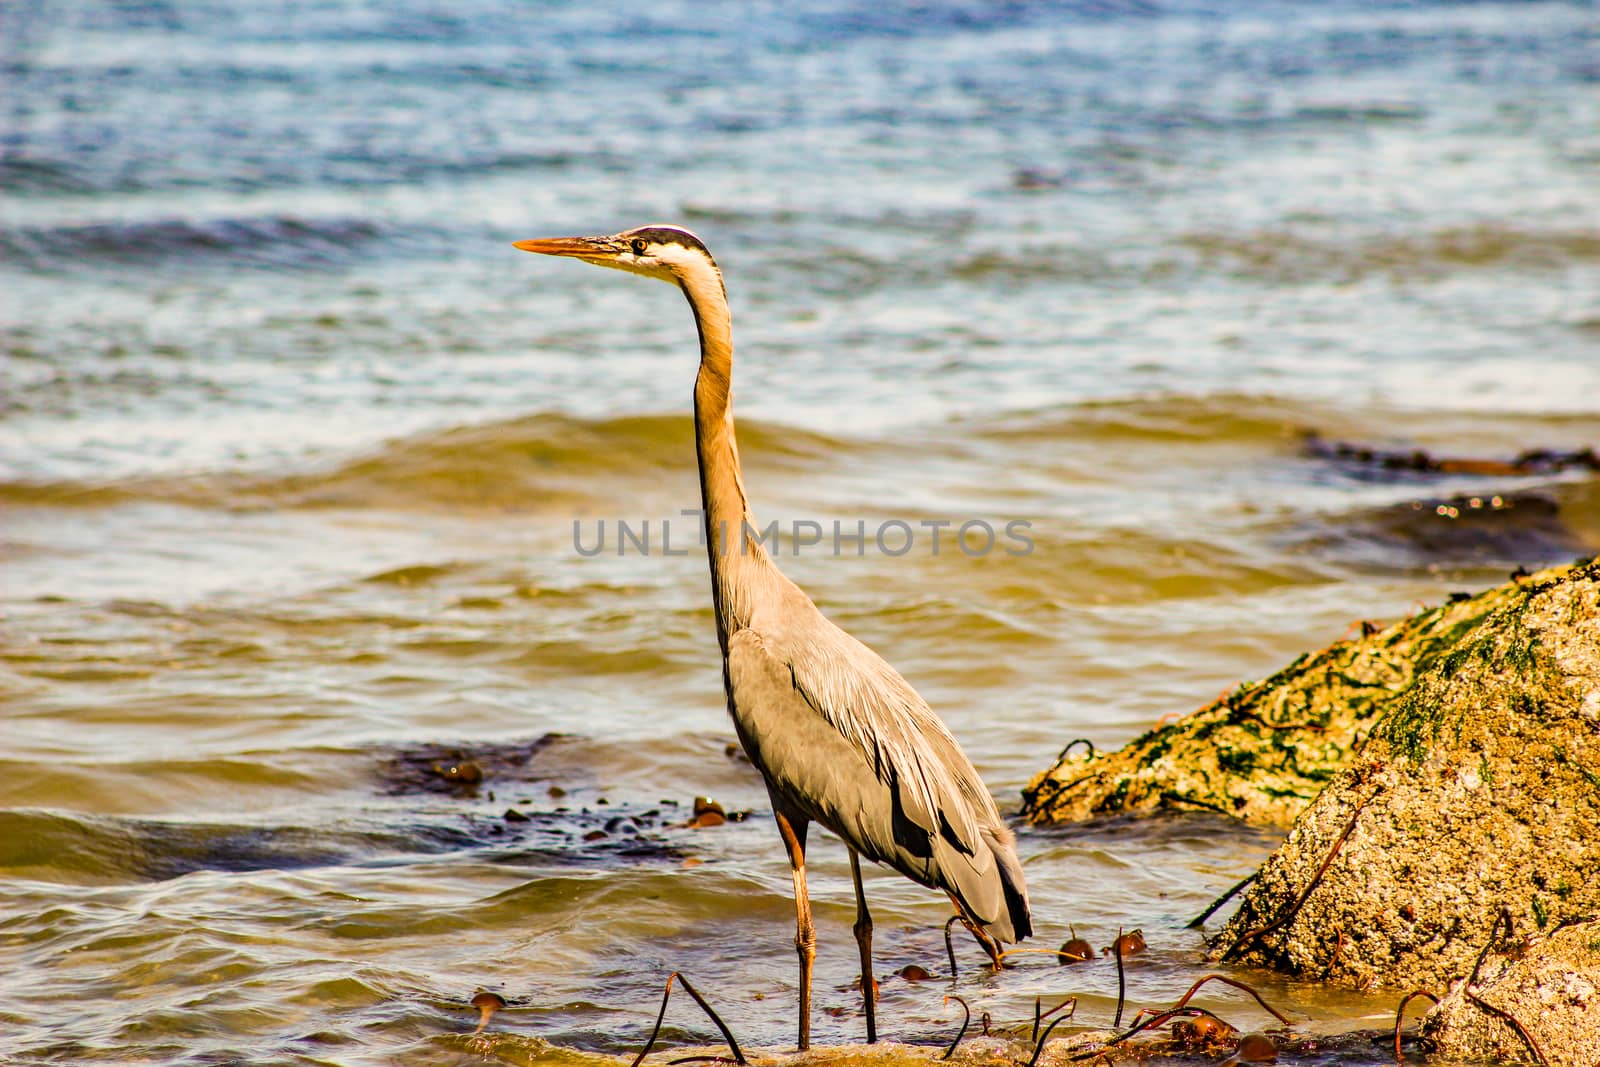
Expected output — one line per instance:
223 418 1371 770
728 620 1031 941
727 618 993 863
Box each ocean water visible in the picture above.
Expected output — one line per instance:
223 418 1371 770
2 0 1598 1063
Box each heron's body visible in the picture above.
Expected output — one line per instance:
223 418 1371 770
515 224 1031 1047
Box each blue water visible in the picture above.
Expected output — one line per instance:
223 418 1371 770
1 1 1597 1063
5 0 1598 477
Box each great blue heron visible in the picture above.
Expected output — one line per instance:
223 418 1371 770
514 224 1032 1049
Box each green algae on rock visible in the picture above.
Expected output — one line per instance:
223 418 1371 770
1021 558 1600 828
1210 557 1600 992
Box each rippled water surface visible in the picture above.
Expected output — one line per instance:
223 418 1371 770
2 1 1598 1063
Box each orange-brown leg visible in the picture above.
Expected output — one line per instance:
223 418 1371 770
775 811 816 1051
848 849 877 1043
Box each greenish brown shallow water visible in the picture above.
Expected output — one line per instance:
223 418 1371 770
4 0 1599 1063
4 399 1597 1065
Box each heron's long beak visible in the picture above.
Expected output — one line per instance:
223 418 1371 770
512 236 618 259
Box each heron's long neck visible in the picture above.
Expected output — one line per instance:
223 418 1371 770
680 263 770 652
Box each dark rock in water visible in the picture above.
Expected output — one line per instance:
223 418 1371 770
1305 491 1587 569
333 735 691 867
1302 435 1599 482
435 759 483 785
378 735 566 795
1012 167 1066 190
1421 919 1600 1067
1210 557 1600 990
1292 435 1600 568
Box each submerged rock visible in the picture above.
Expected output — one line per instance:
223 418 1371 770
1300 435 1600 480
1421 918 1600 1067
1210 557 1600 990
1300 490 1587 570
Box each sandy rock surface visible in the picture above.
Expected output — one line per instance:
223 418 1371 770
1209 558 1600 991
1421 918 1600 1067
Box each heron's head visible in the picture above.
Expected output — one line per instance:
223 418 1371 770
513 224 721 290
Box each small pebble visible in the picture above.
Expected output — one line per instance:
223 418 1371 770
470 991 507 1033
1234 1033 1277 1062
1103 929 1146 956
1173 1012 1235 1047
1058 936 1094 964
435 760 483 784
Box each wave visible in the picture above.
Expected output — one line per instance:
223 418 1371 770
0 732 719 884
762 223 1600 295
0 411 854 513
957 392 1330 446
0 214 436 273
0 157 106 197
0 142 596 198
0 808 471 883
0 801 685 885
1178 225 1600 285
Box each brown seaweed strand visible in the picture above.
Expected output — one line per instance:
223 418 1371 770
1076 972 1293 1058
1023 1014 1076 1067
629 972 747 1067
1465 994 1549 1067
1466 908 1515 988
1391 990 1439 1061
1222 788 1377 961
1187 873 1258 929
942 995 971 1060
1112 928 1127 1028
1069 1008 1189 1060
944 915 963 978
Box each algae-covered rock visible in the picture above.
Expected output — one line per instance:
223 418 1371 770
1209 557 1600 991
1022 562 1588 827
1421 918 1600 1067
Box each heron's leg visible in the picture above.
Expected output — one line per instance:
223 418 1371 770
774 810 815 1051
848 849 877 1043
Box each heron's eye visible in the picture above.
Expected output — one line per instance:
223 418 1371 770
630 238 648 256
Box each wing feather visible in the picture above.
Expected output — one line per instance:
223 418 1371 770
726 608 1031 941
